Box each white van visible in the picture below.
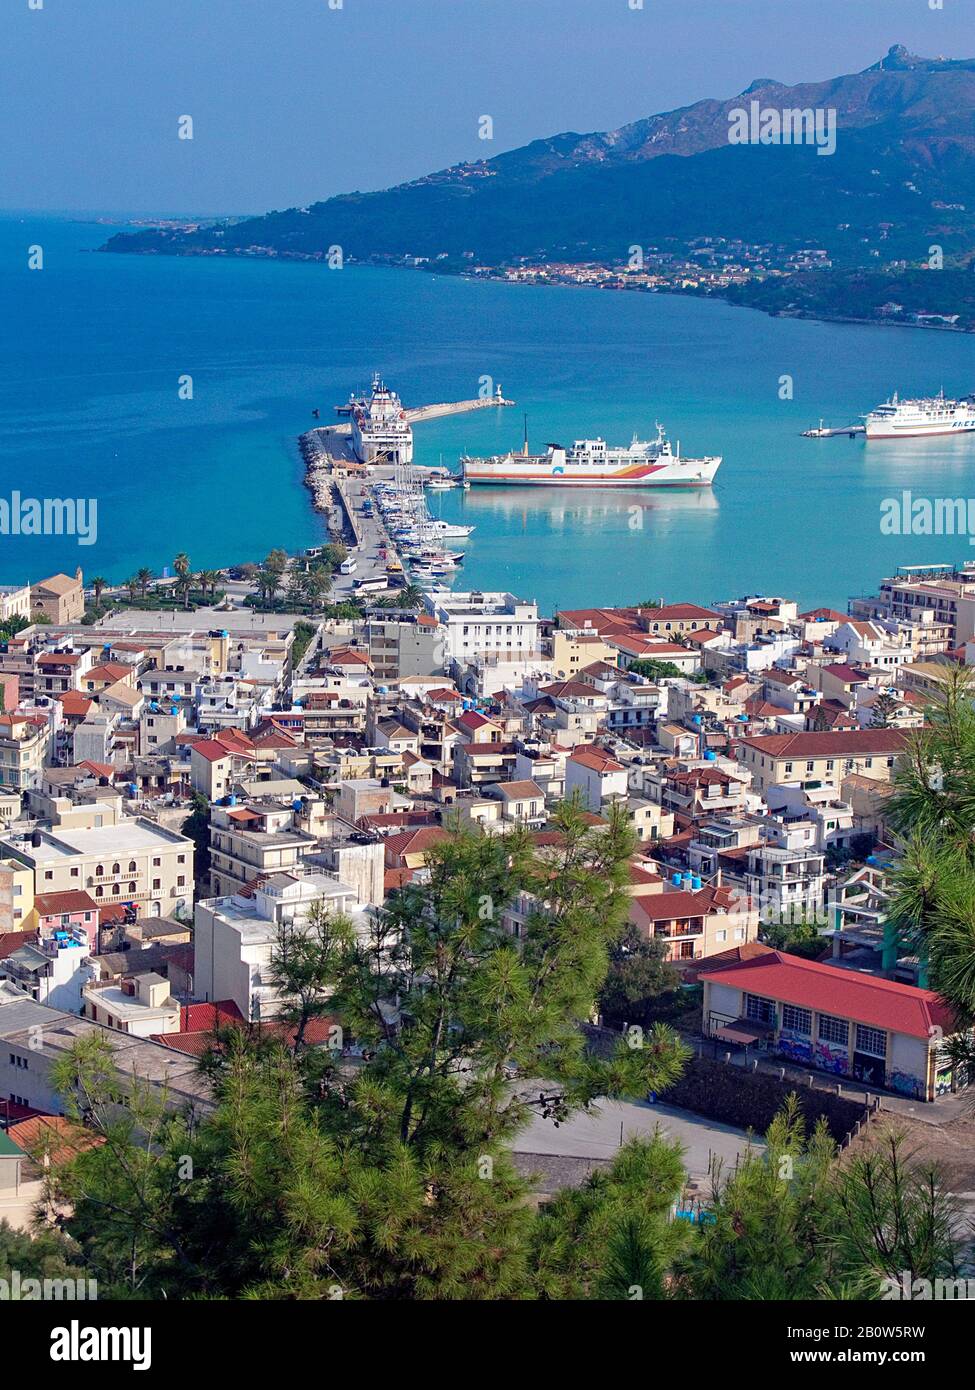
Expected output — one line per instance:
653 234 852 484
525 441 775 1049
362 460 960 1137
339 558 358 575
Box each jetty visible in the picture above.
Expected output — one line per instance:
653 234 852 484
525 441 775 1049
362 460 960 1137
300 392 514 517
800 420 865 438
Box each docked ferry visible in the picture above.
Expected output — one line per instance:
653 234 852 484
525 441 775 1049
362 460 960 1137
341 374 414 464
462 425 721 488
864 390 975 439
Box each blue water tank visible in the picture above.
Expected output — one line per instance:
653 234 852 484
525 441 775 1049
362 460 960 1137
704 749 717 761
292 799 304 811
128 783 137 797
692 875 702 891
227 795 237 807
671 872 682 887
692 714 702 725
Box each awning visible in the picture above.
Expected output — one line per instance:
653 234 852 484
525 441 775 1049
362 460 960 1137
714 1018 772 1046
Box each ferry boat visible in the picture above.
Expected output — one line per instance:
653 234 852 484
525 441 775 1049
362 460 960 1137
864 390 975 440
342 374 414 464
462 424 720 488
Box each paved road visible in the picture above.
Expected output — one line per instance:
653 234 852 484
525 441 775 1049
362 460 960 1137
513 1097 760 1182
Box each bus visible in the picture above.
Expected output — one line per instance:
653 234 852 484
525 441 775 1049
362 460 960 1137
353 576 391 596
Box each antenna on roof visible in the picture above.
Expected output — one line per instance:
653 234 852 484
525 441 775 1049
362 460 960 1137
523 413 529 457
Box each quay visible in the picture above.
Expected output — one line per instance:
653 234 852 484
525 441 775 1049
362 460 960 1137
800 421 865 438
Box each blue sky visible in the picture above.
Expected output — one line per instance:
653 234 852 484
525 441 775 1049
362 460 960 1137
2 0 973 216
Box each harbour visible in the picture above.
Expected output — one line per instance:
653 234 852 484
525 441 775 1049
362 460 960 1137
7 218 975 613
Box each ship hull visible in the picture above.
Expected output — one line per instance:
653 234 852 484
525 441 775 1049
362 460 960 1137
463 462 720 487
865 423 975 439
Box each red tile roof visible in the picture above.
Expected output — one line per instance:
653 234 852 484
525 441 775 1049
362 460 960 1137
192 739 234 763
33 890 99 918
179 1000 245 1033
736 729 909 759
383 826 450 862
699 950 956 1040
0 930 38 959
633 885 739 922
57 692 94 718
568 745 625 773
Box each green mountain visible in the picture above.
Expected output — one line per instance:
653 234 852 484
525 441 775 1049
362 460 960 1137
102 46 975 270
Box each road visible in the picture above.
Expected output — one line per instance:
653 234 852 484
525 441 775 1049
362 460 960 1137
513 1097 760 1183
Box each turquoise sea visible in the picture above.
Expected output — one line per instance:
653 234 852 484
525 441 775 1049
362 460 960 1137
3 214 975 613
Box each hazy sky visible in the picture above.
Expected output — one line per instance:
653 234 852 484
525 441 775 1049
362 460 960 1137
3 0 973 216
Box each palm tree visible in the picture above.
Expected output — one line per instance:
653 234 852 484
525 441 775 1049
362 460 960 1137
125 575 139 601
398 584 424 611
257 568 281 610
136 567 154 600
173 553 191 609
89 577 108 607
200 570 220 604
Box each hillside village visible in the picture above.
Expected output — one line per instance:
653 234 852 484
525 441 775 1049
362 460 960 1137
1 557 974 1228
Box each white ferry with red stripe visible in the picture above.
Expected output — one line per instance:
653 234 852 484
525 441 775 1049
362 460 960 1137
461 424 720 488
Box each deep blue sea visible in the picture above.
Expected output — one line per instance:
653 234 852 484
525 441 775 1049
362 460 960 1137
3 214 975 612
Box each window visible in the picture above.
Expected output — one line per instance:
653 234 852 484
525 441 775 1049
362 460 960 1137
818 1014 848 1046
44 870 53 880
177 876 185 888
128 861 137 872
855 1024 886 1057
782 1004 812 1035
70 867 79 878
152 857 161 868
152 879 160 891
745 994 776 1025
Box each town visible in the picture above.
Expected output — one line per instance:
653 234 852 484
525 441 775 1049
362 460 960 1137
2 534 974 1275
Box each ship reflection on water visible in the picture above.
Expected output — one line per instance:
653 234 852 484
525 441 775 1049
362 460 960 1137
454 485 719 529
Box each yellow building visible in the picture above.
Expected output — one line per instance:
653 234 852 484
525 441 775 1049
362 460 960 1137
0 856 35 933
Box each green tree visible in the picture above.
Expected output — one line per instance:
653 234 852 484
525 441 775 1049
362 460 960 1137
136 566 154 600
870 691 900 729
599 924 682 1026
89 576 108 607
627 658 684 680
173 553 191 609
46 800 690 1301
531 1133 689 1299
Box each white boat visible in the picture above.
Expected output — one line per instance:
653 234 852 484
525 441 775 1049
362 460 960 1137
865 390 975 439
462 423 720 487
345 374 413 464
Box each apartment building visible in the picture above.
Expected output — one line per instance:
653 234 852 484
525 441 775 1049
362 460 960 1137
425 591 542 665
194 872 363 1021
734 729 908 794
3 818 194 919
0 714 51 792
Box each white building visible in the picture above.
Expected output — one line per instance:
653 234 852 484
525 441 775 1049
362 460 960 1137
424 591 542 667
564 745 628 812
82 972 180 1038
194 871 368 1022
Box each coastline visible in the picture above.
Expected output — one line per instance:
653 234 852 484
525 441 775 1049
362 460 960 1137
98 242 975 337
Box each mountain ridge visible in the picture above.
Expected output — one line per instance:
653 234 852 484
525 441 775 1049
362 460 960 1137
102 45 975 279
